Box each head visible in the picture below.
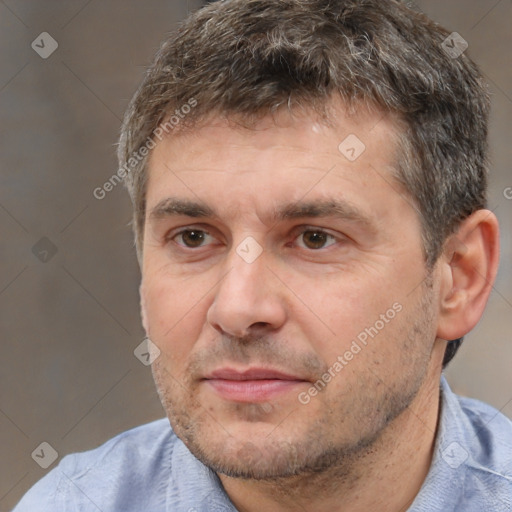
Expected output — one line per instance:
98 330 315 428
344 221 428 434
119 0 498 480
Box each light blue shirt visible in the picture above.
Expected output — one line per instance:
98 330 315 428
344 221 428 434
13 376 512 511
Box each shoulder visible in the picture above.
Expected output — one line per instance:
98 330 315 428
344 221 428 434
13 418 177 512
58 417 175 480
443 383 512 510
457 393 512 476
411 379 512 512
458 393 512 436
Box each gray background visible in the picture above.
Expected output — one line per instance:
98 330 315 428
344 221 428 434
0 1 510 510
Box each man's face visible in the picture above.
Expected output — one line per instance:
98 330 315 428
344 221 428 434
140 103 441 478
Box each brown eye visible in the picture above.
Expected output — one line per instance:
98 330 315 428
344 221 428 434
298 230 336 250
176 230 209 248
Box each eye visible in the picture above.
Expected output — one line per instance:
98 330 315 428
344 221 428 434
172 229 215 248
295 228 338 250
168 226 340 251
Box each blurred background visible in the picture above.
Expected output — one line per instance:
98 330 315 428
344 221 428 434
0 0 510 509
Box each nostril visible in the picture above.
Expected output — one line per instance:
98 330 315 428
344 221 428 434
251 322 269 329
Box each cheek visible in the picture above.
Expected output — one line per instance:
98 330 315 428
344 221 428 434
143 275 209 355
297 272 403 362
296 274 378 331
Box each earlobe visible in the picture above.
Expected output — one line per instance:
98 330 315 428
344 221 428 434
436 209 500 341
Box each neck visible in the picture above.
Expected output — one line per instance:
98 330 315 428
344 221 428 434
219 367 442 512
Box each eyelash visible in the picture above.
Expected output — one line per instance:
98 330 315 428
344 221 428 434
167 226 340 251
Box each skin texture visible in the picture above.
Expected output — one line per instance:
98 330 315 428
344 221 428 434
140 102 499 512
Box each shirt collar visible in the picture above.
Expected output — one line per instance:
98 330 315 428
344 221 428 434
409 375 512 511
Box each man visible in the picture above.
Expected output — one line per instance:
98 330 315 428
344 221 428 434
14 0 511 510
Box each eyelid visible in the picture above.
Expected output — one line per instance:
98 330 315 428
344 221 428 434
292 225 336 235
166 223 213 238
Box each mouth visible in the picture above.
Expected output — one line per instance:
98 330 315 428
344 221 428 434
202 367 308 402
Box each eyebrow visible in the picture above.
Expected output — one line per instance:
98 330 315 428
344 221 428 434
148 197 375 230
149 198 217 220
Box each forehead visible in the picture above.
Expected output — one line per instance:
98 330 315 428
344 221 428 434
144 104 407 227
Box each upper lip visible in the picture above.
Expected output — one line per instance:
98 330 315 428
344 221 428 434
204 367 306 381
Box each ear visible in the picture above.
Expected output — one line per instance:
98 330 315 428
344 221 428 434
436 209 500 341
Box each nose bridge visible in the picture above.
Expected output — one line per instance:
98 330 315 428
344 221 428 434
220 229 268 287
207 239 286 337
220 241 270 306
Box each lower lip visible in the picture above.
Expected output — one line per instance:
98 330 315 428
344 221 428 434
205 379 305 402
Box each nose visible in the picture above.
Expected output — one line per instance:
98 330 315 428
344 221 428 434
206 245 287 339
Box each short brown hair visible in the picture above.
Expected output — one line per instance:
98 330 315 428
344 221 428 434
118 0 491 365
